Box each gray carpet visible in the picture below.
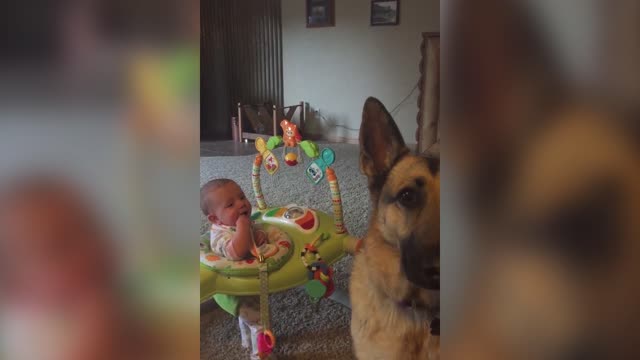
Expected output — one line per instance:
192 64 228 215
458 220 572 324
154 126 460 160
200 143 370 360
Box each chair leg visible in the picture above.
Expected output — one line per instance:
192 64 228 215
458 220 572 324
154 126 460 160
327 288 351 308
238 103 243 143
296 285 351 308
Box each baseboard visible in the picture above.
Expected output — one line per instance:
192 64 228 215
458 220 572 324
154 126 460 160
325 135 359 145
326 136 418 151
308 134 416 148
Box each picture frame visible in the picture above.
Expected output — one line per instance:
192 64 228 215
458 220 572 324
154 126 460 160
370 0 400 26
306 0 335 28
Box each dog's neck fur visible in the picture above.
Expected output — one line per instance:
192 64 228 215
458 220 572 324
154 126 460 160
351 238 434 359
363 225 435 322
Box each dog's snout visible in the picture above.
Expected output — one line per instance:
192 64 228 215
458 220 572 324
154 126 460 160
401 237 439 290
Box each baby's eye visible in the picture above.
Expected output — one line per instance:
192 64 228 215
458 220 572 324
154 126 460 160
225 203 233 208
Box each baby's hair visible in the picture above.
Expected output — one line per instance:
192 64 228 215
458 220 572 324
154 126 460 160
200 178 236 216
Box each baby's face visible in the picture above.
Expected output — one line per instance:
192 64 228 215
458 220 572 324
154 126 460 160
0 188 111 307
209 182 251 226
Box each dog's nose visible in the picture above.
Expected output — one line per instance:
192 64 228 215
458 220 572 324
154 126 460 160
401 237 439 290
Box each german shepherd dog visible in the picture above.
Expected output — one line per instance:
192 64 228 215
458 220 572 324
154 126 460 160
446 1 640 358
350 97 440 360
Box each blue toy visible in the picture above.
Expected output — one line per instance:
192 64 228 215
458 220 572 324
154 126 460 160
305 148 336 185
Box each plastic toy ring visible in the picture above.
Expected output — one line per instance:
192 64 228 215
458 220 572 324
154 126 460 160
263 330 276 349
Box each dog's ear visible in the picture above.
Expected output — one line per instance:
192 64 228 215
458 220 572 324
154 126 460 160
360 97 410 181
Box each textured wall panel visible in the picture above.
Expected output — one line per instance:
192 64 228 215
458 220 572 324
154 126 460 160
201 0 283 140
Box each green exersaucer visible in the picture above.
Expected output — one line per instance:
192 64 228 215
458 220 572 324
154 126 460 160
200 205 358 302
199 144 359 304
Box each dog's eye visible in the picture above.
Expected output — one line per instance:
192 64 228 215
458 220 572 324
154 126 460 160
397 189 419 208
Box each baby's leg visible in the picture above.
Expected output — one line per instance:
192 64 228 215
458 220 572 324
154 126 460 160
249 323 262 360
239 317 250 348
254 229 267 246
237 296 262 360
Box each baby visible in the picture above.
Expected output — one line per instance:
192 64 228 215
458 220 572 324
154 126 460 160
200 178 267 259
200 178 271 360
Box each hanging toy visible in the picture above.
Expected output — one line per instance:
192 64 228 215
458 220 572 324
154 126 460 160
265 121 318 167
281 119 302 147
284 152 298 166
300 233 335 301
266 135 283 150
280 120 303 166
299 140 319 158
305 261 335 300
305 148 336 185
255 137 279 175
250 232 276 360
257 330 275 359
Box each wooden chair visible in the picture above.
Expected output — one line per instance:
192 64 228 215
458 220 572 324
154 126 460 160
237 101 305 142
416 33 440 156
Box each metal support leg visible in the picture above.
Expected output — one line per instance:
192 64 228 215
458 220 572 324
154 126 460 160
327 288 351 309
297 286 351 308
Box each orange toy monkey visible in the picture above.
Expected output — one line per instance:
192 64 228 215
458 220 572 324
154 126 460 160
280 119 302 147
280 119 303 165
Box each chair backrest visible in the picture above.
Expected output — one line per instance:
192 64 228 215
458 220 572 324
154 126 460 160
274 103 304 136
240 103 273 134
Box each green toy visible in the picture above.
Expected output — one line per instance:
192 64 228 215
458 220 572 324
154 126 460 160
266 136 283 150
299 140 320 158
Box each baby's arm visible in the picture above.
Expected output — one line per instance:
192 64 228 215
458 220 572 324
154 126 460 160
226 215 253 260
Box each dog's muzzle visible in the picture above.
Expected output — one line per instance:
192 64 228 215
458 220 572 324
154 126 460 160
401 236 440 290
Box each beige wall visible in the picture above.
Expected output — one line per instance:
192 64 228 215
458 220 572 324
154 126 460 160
282 0 439 144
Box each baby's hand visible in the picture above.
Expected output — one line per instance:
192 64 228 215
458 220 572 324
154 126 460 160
236 214 251 229
254 230 267 246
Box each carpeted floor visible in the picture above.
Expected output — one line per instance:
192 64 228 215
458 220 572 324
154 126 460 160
200 143 371 360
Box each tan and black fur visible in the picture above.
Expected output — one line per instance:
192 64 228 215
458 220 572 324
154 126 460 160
350 97 440 360
445 1 640 358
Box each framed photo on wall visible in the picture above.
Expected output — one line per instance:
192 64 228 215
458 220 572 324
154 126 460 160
306 0 335 28
371 0 400 26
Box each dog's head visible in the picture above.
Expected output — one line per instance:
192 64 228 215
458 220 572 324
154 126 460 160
446 0 640 357
359 97 440 292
